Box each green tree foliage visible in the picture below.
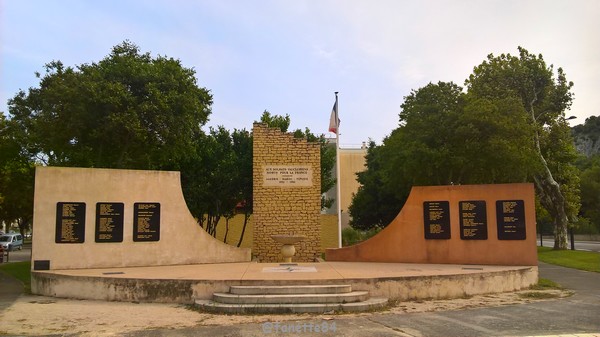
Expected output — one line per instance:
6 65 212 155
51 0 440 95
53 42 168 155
350 82 538 230
576 155 600 233
0 115 35 235
348 140 403 230
293 127 336 210
349 48 580 248
341 226 382 246
3 41 213 237
231 129 253 247
259 110 291 132
395 82 538 185
181 127 240 237
465 47 579 250
7 40 212 169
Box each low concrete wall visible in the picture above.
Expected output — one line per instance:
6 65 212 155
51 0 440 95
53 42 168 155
326 183 538 266
31 167 250 271
358 267 538 300
31 266 537 303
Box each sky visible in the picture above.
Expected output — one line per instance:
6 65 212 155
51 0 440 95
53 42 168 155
1 0 599 148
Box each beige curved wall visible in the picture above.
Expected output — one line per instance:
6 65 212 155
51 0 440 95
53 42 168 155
326 183 537 266
32 167 250 270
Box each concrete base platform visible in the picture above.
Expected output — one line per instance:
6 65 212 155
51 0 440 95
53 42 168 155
31 261 538 304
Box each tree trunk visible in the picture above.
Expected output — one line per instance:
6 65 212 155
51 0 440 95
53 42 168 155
223 218 230 243
529 101 568 250
17 217 31 237
237 212 250 247
533 174 569 250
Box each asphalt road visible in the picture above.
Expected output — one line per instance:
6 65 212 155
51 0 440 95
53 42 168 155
538 238 600 252
0 243 31 263
570 241 600 252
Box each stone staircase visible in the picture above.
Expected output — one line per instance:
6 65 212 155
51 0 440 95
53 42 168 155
195 284 388 314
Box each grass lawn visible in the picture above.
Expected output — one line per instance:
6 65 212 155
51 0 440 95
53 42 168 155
538 246 600 273
530 277 563 290
0 261 31 293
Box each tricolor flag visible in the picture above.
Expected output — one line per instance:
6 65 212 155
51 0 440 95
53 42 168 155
328 95 340 134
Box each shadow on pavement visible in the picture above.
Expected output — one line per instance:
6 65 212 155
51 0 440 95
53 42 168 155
0 271 23 310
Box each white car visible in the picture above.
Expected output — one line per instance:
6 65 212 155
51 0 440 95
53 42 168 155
0 233 23 251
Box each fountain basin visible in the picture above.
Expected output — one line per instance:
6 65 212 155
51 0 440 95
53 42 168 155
271 235 306 263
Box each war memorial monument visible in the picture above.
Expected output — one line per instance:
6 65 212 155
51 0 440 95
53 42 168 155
29 123 537 313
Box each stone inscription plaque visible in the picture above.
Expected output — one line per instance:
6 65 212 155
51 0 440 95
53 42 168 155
496 200 526 240
263 165 313 187
133 202 160 242
55 202 86 243
95 202 124 243
424 201 451 239
459 200 488 240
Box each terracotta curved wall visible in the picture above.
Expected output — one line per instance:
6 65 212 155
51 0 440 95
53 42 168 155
326 183 537 266
32 167 251 270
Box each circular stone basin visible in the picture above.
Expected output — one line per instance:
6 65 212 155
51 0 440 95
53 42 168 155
271 235 306 245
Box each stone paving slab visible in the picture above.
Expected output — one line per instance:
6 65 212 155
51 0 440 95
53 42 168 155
39 260 532 281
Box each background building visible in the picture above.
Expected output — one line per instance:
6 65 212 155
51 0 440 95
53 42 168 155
323 139 367 229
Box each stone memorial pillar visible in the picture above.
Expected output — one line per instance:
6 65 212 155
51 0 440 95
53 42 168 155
252 123 322 262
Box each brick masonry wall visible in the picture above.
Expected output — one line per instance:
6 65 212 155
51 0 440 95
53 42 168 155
253 123 322 262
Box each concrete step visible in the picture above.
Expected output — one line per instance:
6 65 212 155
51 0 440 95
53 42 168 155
195 297 389 314
229 284 352 295
213 291 369 304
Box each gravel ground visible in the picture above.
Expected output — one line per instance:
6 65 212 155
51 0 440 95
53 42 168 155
0 288 570 336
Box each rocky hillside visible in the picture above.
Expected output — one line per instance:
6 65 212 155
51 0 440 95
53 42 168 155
572 115 600 157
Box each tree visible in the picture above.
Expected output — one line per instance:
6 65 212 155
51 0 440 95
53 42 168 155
351 49 580 248
293 128 336 210
231 129 253 247
465 47 580 249
576 155 600 233
349 81 539 231
0 114 35 236
7 40 212 170
348 140 402 230
180 126 254 246
181 127 240 237
258 110 291 133
392 82 538 186
4 41 213 237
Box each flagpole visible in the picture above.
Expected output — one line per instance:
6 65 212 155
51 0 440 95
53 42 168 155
334 92 342 248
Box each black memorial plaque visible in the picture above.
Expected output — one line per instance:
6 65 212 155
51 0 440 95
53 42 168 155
133 202 160 242
496 200 526 240
95 202 124 243
424 201 451 239
55 202 86 243
33 260 50 271
459 200 488 240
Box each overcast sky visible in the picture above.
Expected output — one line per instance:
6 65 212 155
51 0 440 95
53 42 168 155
1 0 598 147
